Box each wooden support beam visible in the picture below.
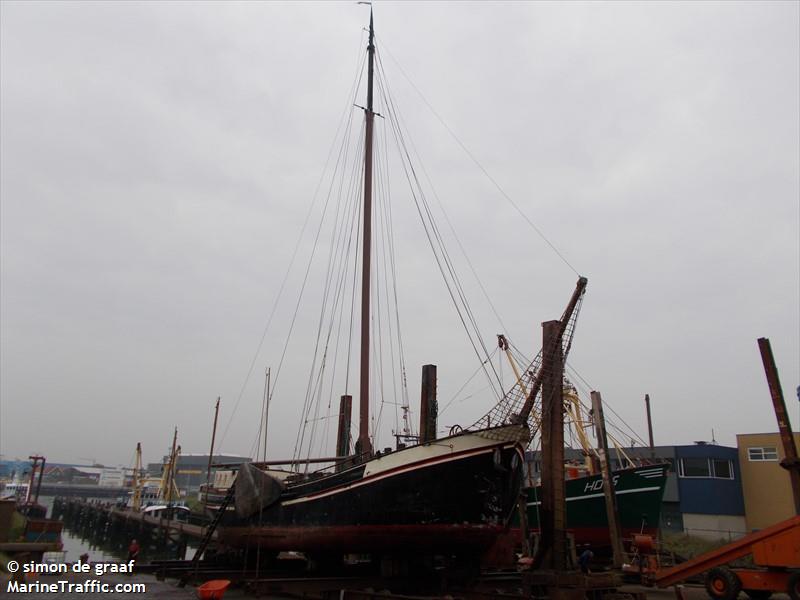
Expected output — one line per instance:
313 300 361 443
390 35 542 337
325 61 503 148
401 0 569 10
205 397 221 509
419 365 438 443
591 390 626 569
757 337 800 515
645 393 655 459
533 319 567 570
518 491 532 557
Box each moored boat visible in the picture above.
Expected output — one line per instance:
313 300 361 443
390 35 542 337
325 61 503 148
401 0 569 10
524 463 669 548
0 480 29 501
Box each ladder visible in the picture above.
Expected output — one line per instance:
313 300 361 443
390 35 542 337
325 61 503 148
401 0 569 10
179 484 235 586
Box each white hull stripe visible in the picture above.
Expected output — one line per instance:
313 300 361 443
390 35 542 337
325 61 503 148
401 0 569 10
636 469 665 476
283 443 522 507
526 485 662 507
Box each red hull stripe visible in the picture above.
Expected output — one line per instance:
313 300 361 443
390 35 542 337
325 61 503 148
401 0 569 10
284 442 523 506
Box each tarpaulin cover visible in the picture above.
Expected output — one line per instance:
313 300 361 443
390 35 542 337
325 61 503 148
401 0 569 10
234 463 284 518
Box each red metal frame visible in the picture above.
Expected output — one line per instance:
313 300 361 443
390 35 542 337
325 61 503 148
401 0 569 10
655 515 800 588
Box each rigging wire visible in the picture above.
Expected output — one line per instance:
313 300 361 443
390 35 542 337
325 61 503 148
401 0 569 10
285 74 366 463
219 39 369 452
228 25 663 464
376 35 581 278
378 81 503 398
438 347 499 417
497 332 650 450
375 48 504 401
375 51 511 339
294 119 366 464
373 125 401 440
318 178 364 459
564 363 649 448
290 127 361 463
376 71 412 437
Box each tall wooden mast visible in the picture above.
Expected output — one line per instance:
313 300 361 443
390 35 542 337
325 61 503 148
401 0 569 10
357 10 375 459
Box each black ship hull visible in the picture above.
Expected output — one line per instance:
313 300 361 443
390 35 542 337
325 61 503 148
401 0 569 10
218 428 526 554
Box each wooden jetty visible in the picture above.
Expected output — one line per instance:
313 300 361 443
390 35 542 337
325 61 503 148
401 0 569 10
53 497 214 557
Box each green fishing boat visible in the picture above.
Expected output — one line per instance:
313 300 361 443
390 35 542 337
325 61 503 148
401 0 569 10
524 463 669 547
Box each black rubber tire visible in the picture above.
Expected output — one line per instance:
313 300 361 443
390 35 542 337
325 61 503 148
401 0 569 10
788 571 800 600
705 567 742 600
744 590 772 600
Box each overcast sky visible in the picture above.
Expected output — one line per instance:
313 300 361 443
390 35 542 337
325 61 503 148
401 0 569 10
1 1 798 468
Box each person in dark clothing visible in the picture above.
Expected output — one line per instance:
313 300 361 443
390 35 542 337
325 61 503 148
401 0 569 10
578 545 594 574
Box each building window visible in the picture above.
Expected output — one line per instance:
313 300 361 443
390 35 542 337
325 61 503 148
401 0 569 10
679 457 711 477
748 447 778 461
678 457 735 479
711 459 733 479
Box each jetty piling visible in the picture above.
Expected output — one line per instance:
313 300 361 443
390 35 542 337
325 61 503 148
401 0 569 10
53 496 207 558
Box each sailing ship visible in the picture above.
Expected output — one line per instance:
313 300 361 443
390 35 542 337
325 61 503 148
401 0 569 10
212 12 590 558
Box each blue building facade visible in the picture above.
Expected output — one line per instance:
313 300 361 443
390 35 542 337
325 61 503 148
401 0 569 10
525 441 747 540
674 444 745 515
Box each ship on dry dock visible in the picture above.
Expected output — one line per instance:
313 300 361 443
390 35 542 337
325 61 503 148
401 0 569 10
205 12 591 560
